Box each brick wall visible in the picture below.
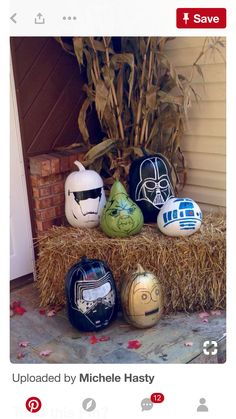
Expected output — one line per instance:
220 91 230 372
29 148 87 234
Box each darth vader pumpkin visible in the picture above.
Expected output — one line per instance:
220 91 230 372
121 264 163 329
157 197 202 237
129 154 175 222
65 161 106 228
100 180 144 238
66 257 118 332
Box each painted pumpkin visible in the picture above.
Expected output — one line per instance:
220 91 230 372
129 154 175 222
157 197 202 237
121 264 163 329
65 161 106 228
100 180 144 238
65 257 118 332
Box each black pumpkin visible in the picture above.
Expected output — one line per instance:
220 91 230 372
129 154 175 222
65 257 118 332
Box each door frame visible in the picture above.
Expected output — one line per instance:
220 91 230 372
10 61 35 280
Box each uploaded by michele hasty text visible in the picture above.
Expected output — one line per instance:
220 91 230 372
12 373 155 385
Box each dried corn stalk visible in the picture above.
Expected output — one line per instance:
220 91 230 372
57 36 225 190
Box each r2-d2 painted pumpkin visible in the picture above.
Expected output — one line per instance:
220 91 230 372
129 154 175 222
66 257 118 332
121 264 163 329
157 197 202 237
65 161 106 228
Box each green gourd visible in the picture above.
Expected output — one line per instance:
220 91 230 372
100 181 144 238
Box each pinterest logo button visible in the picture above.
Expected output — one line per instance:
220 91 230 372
25 397 42 413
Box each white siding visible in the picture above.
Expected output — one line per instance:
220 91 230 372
165 37 226 211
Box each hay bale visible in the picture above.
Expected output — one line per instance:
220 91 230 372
36 213 226 313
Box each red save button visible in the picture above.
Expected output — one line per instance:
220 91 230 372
176 8 226 28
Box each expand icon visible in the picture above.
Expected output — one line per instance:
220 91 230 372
203 340 218 356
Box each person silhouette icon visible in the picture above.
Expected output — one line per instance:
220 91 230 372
197 398 208 412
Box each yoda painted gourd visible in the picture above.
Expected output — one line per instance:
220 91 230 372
65 161 106 228
100 181 144 237
121 264 163 329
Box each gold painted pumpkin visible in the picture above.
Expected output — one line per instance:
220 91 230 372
121 264 163 329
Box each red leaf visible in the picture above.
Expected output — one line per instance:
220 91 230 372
40 350 52 356
10 301 21 310
90 335 98 345
10 301 26 315
19 341 29 348
127 340 142 349
14 305 27 315
39 309 46 315
99 336 110 342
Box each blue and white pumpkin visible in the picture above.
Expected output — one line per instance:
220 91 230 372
157 197 202 237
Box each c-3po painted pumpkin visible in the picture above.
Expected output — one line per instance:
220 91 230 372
121 264 163 329
65 161 106 228
100 180 144 238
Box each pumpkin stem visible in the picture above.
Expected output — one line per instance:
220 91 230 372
136 264 145 274
74 160 86 171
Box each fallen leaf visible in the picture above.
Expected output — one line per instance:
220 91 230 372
13 305 27 316
127 340 142 349
40 350 52 356
52 304 64 312
10 301 27 315
17 352 25 359
90 335 98 345
203 318 209 323
184 341 193 347
47 310 56 317
19 341 29 348
198 312 209 319
210 310 221 316
39 309 46 315
99 336 110 342
10 301 21 310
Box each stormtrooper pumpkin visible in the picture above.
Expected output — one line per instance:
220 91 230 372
157 197 202 237
100 180 144 238
129 154 175 222
65 257 118 332
121 264 163 329
65 161 106 228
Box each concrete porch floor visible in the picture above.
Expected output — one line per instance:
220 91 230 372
10 283 226 364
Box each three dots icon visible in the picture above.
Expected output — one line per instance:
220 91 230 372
62 16 77 21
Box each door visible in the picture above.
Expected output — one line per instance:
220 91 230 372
10 64 35 280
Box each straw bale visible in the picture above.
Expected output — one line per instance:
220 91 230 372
36 213 226 313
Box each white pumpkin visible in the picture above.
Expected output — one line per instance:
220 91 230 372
157 197 202 237
65 161 106 228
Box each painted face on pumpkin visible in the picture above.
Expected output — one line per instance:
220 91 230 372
135 156 174 210
65 161 106 228
103 193 142 234
74 271 116 329
66 258 118 332
128 273 162 327
68 187 103 226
